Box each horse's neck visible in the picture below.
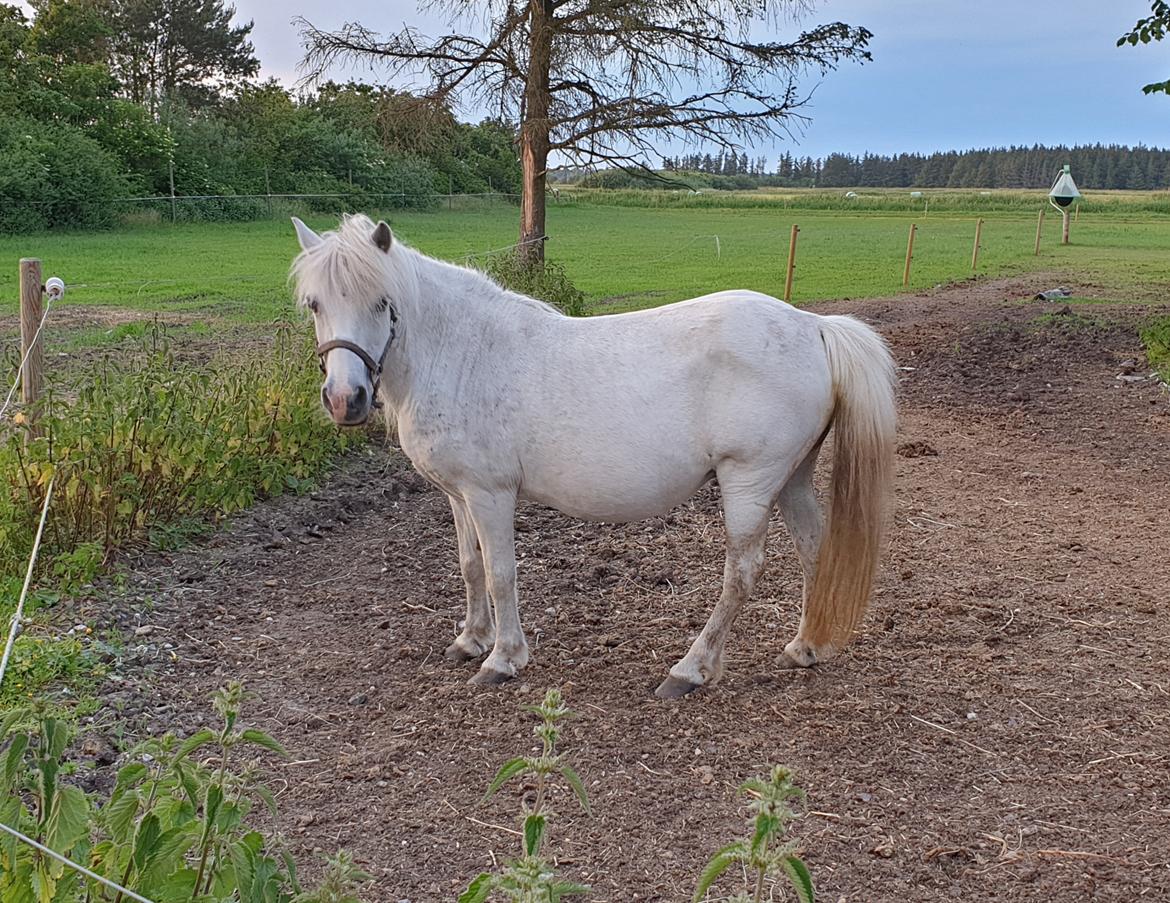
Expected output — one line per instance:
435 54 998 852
383 254 543 411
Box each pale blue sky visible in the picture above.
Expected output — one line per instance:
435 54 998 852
18 0 1170 157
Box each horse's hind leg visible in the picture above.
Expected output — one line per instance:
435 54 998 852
656 476 774 699
445 495 495 662
776 442 829 668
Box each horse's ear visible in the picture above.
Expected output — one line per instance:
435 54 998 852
292 217 321 251
372 220 393 254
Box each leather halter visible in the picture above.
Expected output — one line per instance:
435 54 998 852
315 304 398 408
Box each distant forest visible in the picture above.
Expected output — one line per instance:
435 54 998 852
661 145 1170 190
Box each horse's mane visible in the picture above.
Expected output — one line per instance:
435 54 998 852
290 213 563 319
289 213 419 312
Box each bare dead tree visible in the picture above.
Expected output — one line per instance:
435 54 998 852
298 2 871 265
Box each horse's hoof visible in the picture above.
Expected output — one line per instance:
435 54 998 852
469 666 513 687
655 675 702 699
779 638 825 669
445 640 485 662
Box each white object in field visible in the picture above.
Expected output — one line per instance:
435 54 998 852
910 191 923 198
845 191 858 198
44 277 65 300
1049 165 1081 208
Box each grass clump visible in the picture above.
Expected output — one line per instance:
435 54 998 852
0 321 357 707
1141 317 1170 382
1 321 354 582
481 253 589 317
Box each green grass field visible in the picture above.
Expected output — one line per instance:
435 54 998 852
2 198 1169 324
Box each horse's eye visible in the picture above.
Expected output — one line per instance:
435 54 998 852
308 299 319 314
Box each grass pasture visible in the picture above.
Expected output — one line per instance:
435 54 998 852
2 193 1169 327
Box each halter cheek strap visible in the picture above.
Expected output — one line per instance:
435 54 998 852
316 305 398 408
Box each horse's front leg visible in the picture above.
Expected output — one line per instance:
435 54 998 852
462 490 529 685
445 495 495 662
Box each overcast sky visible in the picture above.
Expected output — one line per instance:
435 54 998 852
18 0 1169 158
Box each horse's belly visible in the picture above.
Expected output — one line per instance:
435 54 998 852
520 453 712 523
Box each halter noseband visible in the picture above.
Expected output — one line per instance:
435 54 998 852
315 304 398 408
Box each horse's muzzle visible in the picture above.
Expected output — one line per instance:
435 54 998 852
322 384 370 426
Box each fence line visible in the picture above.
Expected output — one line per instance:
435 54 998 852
460 233 548 262
0 822 157 903
114 190 523 203
0 473 55 688
0 290 53 423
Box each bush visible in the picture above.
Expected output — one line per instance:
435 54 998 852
0 321 357 601
0 116 129 233
481 253 589 317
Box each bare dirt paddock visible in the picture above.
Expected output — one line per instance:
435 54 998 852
89 279 1170 901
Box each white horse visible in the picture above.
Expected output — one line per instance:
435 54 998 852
290 214 896 698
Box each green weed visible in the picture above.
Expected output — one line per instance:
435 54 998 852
460 688 590 903
0 682 370 903
1141 317 1170 381
0 323 357 710
0 322 355 587
695 765 814 903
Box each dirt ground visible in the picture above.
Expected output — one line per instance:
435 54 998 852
78 277 1170 901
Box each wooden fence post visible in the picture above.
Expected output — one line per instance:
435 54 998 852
971 218 983 271
784 224 799 303
1034 209 1045 256
902 223 917 288
168 158 177 224
1061 208 1071 245
18 259 44 439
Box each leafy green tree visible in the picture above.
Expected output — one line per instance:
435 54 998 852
307 81 521 195
0 2 117 123
27 0 111 65
1118 1 1170 94
106 0 258 112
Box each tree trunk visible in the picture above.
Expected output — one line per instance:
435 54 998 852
518 0 553 268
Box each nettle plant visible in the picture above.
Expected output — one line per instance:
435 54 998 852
694 765 814 903
460 689 590 903
0 682 368 903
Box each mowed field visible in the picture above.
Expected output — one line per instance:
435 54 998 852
2 196 1170 901
2 199 1170 329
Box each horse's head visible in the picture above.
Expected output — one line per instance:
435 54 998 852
290 215 404 426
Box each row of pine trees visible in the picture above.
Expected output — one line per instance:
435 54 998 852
665 145 1170 190
661 153 774 176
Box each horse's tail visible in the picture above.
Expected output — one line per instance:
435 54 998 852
802 314 897 655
